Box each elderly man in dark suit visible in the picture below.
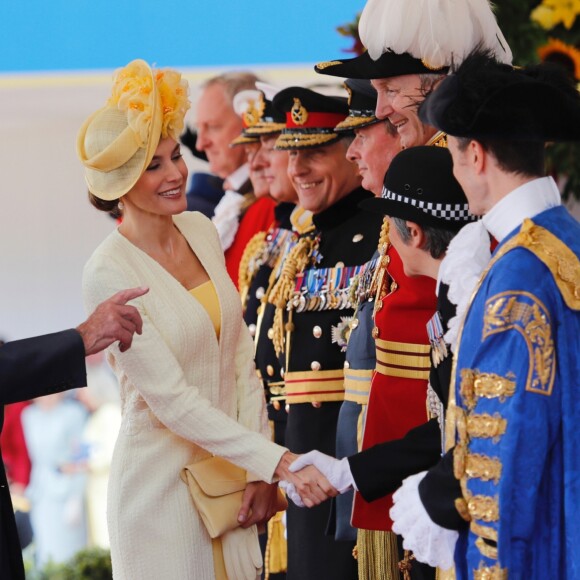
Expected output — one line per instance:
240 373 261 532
1 285 147 580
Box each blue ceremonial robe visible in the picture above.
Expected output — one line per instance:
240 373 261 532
452 205 580 579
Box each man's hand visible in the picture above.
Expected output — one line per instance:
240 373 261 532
275 451 339 508
280 464 339 508
237 481 283 529
77 287 149 355
290 450 355 493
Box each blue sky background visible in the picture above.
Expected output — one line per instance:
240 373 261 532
1 1 364 73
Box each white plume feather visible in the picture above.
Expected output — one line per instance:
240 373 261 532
359 0 512 68
232 90 261 117
255 82 282 101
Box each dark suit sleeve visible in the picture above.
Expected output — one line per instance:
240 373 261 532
0 330 87 404
348 418 441 502
418 448 468 531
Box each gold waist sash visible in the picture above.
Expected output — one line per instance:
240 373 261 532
375 338 430 380
283 369 345 404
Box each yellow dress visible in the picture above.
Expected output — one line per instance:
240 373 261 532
189 280 227 579
189 280 221 339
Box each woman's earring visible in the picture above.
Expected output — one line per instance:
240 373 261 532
118 200 124 211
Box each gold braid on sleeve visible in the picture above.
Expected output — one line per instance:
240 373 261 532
238 230 268 309
268 235 317 357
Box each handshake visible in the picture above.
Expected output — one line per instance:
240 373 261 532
276 450 355 508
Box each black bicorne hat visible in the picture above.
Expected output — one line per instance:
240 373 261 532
419 49 580 142
361 146 476 231
272 87 349 150
315 50 447 80
335 78 380 132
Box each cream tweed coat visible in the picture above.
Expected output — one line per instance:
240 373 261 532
83 212 286 579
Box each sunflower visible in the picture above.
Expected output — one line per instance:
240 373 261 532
538 38 580 81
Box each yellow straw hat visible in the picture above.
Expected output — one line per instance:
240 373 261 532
77 59 190 201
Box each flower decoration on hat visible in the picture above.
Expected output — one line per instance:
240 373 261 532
77 59 191 201
156 70 190 139
108 60 155 147
108 61 190 147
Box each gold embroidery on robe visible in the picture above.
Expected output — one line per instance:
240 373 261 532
467 495 499 523
483 291 555 396
467 413 507 442
473 562 507 580
471 521 498 543
475 537 498 560
465 453 502 484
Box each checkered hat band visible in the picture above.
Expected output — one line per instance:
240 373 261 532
381 187 476 221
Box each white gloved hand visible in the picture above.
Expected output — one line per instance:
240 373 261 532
390 471 458 571
288 450 355 493
278 480 305 508
221 525 263 580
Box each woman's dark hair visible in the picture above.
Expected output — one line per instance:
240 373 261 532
392 217 456 259
88 191 122 220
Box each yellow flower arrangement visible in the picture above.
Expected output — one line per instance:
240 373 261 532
107 60 190 148
156 69 190 140
531 0 580 30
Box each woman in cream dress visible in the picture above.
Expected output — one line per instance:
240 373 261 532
77 60 295 580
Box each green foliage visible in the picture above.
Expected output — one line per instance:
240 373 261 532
494 0 549 64
495 0 580 200
26 548 112 580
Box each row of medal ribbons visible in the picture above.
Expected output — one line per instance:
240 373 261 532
287 261 377 313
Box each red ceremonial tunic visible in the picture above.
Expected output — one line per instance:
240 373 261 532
224 196 276 289
351 246 436 531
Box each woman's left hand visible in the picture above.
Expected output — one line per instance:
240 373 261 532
237 481 281 529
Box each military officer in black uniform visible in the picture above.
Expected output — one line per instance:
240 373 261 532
268 86 383 580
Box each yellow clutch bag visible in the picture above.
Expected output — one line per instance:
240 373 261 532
181 456 247 539
181 456 288 539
